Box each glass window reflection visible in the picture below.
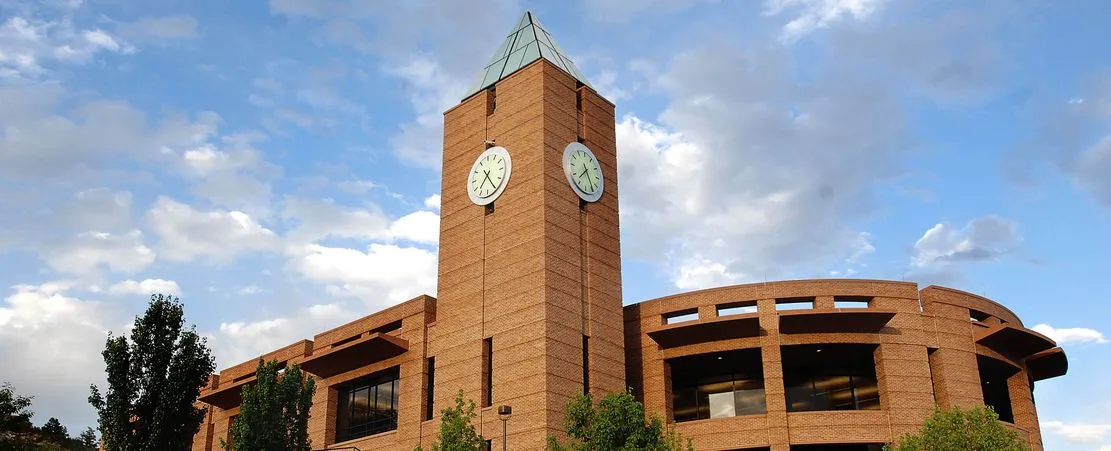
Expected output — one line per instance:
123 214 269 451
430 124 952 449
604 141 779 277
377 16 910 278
335 366 401 442
669 348 766 423
782 344 881 412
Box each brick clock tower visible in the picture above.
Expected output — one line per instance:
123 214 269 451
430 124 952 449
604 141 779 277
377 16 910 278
430 11 625 450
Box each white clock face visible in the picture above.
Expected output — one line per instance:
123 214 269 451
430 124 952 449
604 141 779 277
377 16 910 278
467 146 512 206
563 142 604 203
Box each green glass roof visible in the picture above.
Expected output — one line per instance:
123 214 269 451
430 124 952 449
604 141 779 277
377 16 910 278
462 11 594 100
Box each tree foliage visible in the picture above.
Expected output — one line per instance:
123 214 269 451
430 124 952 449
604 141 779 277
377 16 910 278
221 359 316 451
77 428 98 448
547 390 693 451
1 382 96 450
886 405 1028 451
1 382 34 433
89 294 216 451
415 390 487 451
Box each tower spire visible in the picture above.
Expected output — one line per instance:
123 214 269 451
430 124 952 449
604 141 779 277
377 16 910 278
462 10 594 100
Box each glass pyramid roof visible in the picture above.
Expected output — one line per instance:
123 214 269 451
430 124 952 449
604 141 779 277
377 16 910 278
461 11 594 100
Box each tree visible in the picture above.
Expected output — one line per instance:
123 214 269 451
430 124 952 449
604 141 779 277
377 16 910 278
415 390 487 451
886 405 1028 451
0 382 34 433
78 427 98 448
221 359 316 451
547 390 693 451
39 417 68 444
88 293 217 451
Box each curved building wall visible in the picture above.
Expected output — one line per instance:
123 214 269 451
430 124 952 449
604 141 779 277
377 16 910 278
623 279 1064 451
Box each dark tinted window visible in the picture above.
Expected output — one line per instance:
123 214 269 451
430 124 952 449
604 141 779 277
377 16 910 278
783 344 880 412
669 348 766 422
335 366 401 442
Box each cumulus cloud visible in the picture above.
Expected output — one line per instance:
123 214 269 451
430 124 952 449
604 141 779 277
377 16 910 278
210 302 354 369
0 83 220 179
424 194 441 211
616 40 906 289
911 216 1021 268
285 243 437 307
44 230 156 277
1032 324 1108 345
146 197 281 262
101 278 181 296
0 282 117 432
1042 420 1111 444
281 197 439 245
765 0 888 41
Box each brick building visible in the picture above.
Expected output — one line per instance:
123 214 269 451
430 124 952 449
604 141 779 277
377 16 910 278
191 11 1067 451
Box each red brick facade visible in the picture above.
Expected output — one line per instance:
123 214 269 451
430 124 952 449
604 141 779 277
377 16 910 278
190 51 1065 451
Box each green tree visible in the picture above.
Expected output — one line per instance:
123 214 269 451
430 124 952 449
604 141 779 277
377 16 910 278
221 359 316 451
39 418 68 444
415 390 487 451
0 382 34 433
547 390 693 451
78 427 98 448
88 294 216 451
886 405 1028 451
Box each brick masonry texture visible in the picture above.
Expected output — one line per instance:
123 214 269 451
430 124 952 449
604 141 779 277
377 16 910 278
190 60 1063 451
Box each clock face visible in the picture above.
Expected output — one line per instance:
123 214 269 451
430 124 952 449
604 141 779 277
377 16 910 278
467 146 512 206
563 142 604 203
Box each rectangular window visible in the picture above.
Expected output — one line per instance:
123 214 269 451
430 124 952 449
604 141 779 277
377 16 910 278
978 355 1016 423
486 88 496 115
669 348 766 423
834 296 872 309
483 337 493 407
717 301 758 316
776 297 815 311
425 357 436 421
335 366 401 443
576 88 585 142
970 309 991 323
582 335 590 394
782 344 880 412
664 309 699 325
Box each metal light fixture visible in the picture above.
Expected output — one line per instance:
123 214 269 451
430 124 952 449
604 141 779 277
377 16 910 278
498 405 512 451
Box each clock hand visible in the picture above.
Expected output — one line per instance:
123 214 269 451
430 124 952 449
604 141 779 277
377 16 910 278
482 171 494 189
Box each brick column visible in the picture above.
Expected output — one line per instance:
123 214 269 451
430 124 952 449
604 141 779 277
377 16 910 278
758 298 790 450
1009 371 1042 451
876 344 936 442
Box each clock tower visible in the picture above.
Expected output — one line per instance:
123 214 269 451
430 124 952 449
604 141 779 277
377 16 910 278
428 11 624 450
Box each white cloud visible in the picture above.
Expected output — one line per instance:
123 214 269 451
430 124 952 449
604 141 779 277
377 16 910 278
765 0 888 41
146 197 281 262
281 197 439 245
103 279 181 296
0 282 115 432
0 83 220 178
424 194 441 211
583 0 718 22
286 243 437 307
615 38 907 288
210 302 353 368
1042 420 1111 444
912 216 1021 268
1032 324 1108 345
44 230 155 277
0 16 132 79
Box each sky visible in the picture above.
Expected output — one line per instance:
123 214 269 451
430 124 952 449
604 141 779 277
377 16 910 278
0 0 1109 448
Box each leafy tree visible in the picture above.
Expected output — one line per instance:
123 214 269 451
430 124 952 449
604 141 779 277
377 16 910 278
88 294 216 451
547 390 693 451
78 427 98 448
0 382 34 433
39 418 68 444
885 405 1028 451
415 390 487 451
221 359 316 451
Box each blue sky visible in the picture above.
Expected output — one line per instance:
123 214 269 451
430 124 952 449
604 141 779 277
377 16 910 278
1 0 1109 448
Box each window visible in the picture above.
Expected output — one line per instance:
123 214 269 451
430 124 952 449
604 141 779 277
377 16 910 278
834 296 871 309
425 357 436 421
783 344 880 412
970 309 991 323
482 337 493 407
775 297 815 311
717 301 758 316
978 355 1016 423
582 335 590 394
664 309 698 325
669 348 766 422
486 87 496 115
335 366 400 443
